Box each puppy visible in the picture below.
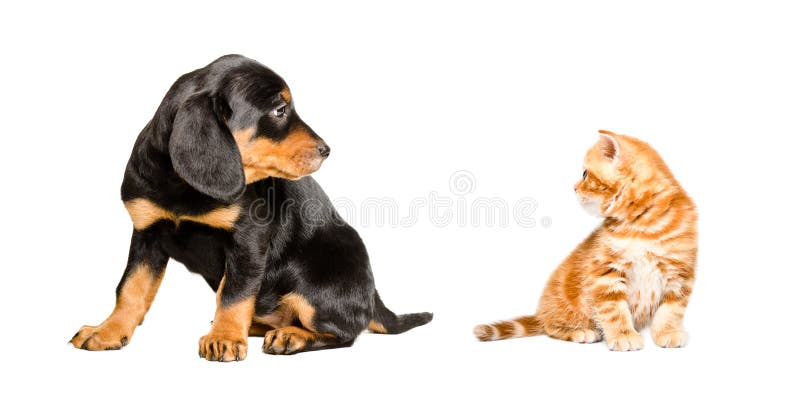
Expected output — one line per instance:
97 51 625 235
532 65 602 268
70 54 432 361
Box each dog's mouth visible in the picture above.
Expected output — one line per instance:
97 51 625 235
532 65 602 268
241 148 326 182
235 126 329 183
289 150 326 176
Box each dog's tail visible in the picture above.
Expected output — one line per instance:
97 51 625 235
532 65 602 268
473 315 543 341
368 291 433 334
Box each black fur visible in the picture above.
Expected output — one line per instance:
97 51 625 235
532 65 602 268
100 55 431 356
169 93 244 202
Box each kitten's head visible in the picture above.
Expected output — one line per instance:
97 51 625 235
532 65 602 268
574 131 672 219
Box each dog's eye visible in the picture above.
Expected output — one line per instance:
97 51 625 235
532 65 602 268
582 170 588 180
273 105 287 117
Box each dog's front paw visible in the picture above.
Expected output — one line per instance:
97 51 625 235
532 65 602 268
652 328 688 348
70 323 130 351
198 333 247 362
605 330 644 352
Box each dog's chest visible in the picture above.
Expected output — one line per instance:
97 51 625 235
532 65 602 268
124 198 241 231
609 237 667 329
123 198 245 284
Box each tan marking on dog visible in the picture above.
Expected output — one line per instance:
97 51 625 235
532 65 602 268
262 326 337 354
198 276 256 361
252 302 295 330
124 198 240 231
123 199 173 230
368 320 388 334
252 293 342 354
251 292 319 333
279 292 318 331
181 206 242 230
233 127 323 184
70 264 164 350
280 87 292 103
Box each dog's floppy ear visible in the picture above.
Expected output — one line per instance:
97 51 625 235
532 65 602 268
169 93 245 203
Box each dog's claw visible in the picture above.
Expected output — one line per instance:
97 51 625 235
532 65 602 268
199 335 246 362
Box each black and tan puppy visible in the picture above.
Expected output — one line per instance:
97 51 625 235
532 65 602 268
70 54 432 361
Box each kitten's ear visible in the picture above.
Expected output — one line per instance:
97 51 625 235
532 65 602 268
597 130 620 162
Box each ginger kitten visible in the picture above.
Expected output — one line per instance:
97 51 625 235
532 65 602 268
475 131 697 351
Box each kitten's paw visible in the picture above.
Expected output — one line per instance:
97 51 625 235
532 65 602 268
605 331 644 351
653 328 687 348
570 329 601 343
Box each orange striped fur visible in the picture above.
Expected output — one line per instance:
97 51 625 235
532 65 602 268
475 131 697 351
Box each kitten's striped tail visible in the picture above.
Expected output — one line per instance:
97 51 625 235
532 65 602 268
473 315 543 341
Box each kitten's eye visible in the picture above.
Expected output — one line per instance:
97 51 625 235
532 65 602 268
273 105 287 117
582 170 588 180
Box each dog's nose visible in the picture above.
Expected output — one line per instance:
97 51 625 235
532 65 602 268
318 143 330 158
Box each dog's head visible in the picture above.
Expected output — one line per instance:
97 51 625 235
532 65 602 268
167 55 329 203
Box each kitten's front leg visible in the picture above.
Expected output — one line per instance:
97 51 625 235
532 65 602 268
652 260 695 348
590 265 643 351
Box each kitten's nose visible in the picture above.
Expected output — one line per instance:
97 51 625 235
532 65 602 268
318 143 331 158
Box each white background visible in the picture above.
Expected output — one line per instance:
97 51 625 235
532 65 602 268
2 1 798 395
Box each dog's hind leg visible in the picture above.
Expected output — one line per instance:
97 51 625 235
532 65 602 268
261 326 353 355
258 291 360 355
